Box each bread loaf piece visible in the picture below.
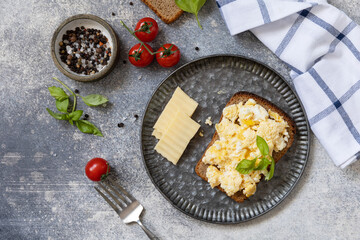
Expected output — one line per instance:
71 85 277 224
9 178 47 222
141 0 183 24
195 92 296 203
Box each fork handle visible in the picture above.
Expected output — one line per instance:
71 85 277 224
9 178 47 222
136 219 159 240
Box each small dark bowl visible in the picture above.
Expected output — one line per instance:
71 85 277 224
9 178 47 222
51 14 118 82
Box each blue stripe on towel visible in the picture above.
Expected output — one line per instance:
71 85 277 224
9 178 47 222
310 80 360 125
309 69 360 144
287 63 303 75
341 37 360 61
275 10 309 57
304 13 360 61
257 0 271 24
216 0 236 8
313 21 357 64
305 11 340 36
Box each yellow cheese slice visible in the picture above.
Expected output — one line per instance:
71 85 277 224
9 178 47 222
152 87 198 139
154 111 200 165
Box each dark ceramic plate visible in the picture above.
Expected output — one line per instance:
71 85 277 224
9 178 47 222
140 55 310 224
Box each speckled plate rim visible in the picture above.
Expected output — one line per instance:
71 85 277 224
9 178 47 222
140 54 311 224
51 14 119 82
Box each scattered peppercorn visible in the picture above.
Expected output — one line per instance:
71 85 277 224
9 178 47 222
134 114 139 119
112 12 116 16
123 60 127 64
195 47 200 51
84 114 89 118
117 123 124 128
74 89 79 94
130 1 133 5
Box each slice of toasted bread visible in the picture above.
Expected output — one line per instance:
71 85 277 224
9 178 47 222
141 0 183 24
195 92 296 203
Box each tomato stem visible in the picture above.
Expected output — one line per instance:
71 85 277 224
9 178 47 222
159 44 178 58
134 21 153 33
129 44 145 61
120 20 155 56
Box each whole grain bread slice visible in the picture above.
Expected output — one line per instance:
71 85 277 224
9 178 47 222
141 0 183 24
195 92 296 203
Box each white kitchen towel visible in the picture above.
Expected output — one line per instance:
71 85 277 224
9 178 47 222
217 0 360 168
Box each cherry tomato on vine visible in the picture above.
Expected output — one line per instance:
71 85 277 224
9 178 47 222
128 43 154 67
134 17 159 42
85 158 110 181
156 44 181 68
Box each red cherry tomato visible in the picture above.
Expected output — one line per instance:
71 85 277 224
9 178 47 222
128 43 154 67
85 158 110 181
156 44 181 68
134 17 159 42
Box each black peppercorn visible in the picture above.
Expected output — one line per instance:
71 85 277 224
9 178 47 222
117 123 124 128
195 47 200 51
130 1 133 5
74 89 79 94
112 12 116 16
70 35 77 43
134 114 139 119
84 114 89 118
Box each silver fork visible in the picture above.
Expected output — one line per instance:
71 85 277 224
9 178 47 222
95 178 159 240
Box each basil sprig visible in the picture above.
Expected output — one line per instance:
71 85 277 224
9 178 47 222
46 77 108 137
235 136 275 180
175 0 207 29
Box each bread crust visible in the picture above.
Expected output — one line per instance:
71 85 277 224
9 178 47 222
141 0 183 24
195 92 296 203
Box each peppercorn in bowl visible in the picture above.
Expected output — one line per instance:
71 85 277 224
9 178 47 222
51 14 118 82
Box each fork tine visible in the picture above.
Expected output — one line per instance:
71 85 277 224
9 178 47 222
103 181 132 205
94 187 121 215
108 178 137 202
97 182 127 209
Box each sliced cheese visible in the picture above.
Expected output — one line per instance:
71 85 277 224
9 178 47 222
152 87 198 139
154 111 200 165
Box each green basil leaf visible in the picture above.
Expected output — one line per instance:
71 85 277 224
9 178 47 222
254 157 271 170
75 120 103 137
56 98 69 113
235 158 256 174
68 110 83 121
46 108 69 120
48 86 69 101
256 136 269 156
175 0 206 14
265 156 275 181
175 0 207 29
69 119 74 126
80 94 108 107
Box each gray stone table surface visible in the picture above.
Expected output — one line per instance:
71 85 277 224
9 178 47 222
1 0 360 239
